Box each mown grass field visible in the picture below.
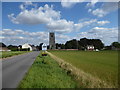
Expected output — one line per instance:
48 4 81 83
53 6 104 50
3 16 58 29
0 51 30 59
49 50 118 87
18 53 76 88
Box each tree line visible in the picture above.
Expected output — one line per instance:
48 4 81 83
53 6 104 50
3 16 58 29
1 38 120 51
55 38 104 50
38 38 119 50
55 38 120 50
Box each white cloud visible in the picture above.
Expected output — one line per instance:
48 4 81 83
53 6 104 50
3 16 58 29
46 19 74 33
8 4 60 25
56 34 71 44
88 2 118 17
9 3 109 34
77 27 118 45
2 29 18 36
8 3 110 34
88 9 92 12
1 29 48 45
74 19 97 30
24 1 33 5
61 0 100 8
86 0 99 8
97 20 110 25
19 4 25 10
92 9 107 17
61 0 80 8
46 19 104 33
15 29 25 34
19 1 36 10
75 19 110 29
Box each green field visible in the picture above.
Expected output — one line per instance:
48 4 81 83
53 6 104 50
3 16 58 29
0 51 30 58
49 50 118 87
18 53 76 88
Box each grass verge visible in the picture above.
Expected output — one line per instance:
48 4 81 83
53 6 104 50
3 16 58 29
0 51 30 59
18 53 77 88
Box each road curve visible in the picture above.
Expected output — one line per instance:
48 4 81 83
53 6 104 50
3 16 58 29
2 51 40 88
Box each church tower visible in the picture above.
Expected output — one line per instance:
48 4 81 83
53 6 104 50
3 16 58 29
49 32 56 49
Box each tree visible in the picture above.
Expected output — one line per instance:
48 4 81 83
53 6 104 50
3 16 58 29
55 43 65 49
56 43 60 49
39 43 43 50
104 46 112 50
91 39 104 50
65 39 78 49
79 38 88 47
18 45 22 51
61 44 65 49
7 45 18 51
111 42 120 48
36 45 39 51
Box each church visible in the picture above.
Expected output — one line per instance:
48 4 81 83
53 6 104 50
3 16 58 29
49 32 56 49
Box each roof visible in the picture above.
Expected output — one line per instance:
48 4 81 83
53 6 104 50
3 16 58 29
42 43 47 46
0 42 6 47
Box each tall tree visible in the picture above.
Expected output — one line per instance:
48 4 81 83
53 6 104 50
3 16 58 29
39 43 43 50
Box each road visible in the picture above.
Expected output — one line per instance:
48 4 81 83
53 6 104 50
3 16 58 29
2 51 40 88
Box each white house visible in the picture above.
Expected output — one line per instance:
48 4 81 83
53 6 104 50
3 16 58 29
87 45 94 51
22 43 32 51
42 43 47 51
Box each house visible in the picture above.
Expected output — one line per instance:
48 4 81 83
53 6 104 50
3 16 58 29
87 45 94 51
0 42 11 51
22 43 37 51
42 43 47 51
22 43 33 51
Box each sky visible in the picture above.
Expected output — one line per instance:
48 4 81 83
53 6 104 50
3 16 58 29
1 1 119 46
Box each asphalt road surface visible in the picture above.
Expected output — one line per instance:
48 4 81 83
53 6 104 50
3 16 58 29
2 51 40 88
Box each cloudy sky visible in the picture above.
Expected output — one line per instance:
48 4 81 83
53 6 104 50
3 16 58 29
1 1 119 46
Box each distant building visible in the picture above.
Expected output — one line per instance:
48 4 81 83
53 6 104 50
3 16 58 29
22 43 33 51
42 43 47 51
49 32 56 49
0 47 11 51
31 45 38 51
87 45 94 51
22 43 37 51
0 42 11 51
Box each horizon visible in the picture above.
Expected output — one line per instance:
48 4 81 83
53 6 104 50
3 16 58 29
0 37 118 47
